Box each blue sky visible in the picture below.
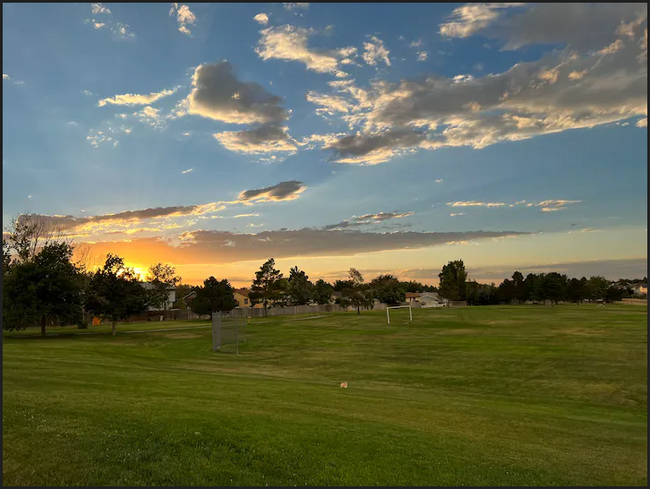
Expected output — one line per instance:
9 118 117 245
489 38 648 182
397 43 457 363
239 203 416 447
3 3 647 285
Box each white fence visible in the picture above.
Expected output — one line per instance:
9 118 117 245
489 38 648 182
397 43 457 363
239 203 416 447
222 303 378 319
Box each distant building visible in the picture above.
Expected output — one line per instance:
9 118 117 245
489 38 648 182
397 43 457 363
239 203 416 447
419 292 447 308
140 282 176 311
632 284 648 295
234 288 251 308
405 292 421 303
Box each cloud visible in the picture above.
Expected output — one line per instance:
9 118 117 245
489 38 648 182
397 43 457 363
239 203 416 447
111 22 135 40
186 61 288 124
306 91 352 116
283 3 309 10
214 124 298 154
86 130 116 148
254 13 269 25
182 168 193 174
447 201 505 208
236 181 307 204
169 3 196 36
323 211 414 230
450 213 465 217
91 3 111 15
134 106 165 129
441 3 647 52
637 117 648 127
82 228 528 266
314 12 646 164
363 36 391 67
3 74 9 80
435 178 443 183
417 51 428 62
256 25 357 77
439 3 524 39
537 199 582 212
98 87 177 107
325 130 427 164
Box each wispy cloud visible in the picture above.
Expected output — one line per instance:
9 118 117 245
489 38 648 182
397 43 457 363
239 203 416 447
169 3 196 36
98 87 177 107
181 168 193 174
283 3 309 10
363 36 391 67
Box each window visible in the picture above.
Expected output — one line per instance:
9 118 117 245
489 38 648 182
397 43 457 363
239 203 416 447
244 298 249 304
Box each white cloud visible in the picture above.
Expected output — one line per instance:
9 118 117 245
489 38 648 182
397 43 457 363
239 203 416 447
362 36 391 67
417 51 428 62
283 3 309 10
2 74 9 80
435 178 443 183
98 87 177 107
447 201 506 208
439 3 523 38
91 3 111 15
254 13 269 25
306 91 352 116
112 22 135 40
214 125 298 155
182 168 193 174
256 25 357 77
169 3 196 36
93 22 106 29
86 130 115 148
637 117 647 127
537 199 582 212
450 212 465 217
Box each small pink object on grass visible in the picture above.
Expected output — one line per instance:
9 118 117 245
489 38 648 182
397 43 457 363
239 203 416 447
340 382 348 388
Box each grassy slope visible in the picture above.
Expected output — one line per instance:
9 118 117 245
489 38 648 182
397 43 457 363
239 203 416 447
3 305 647 486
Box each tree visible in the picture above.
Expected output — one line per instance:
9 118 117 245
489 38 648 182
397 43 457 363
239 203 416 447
586 276 609 302
312 279 334 305
497 279 516 304
287 266 313 305
3 242 84 336
333 279 354 292
512 271 526 304
2 239 12 276
524 273 543 303
438 260 468 301
344 268 374 314
4 214 70 265
85 254 151 336
605 284 626 303
146 263 181 311
567 277 587 304
542 272 567 305
190 277 238 315
250 258 284 313
369 274 405 305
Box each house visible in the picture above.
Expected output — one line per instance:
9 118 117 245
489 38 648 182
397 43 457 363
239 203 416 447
140 282 176 311
419 292 447 308
405 292 421 303
234 288 251 308
632 284 648 295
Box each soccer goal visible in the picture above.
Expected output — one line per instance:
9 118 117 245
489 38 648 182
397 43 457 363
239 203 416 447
212 311 246 354
386 305 413 324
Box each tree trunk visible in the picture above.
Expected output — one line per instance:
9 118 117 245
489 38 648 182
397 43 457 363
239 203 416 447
112 321 117 336
357 305 360 315
41 316 46 337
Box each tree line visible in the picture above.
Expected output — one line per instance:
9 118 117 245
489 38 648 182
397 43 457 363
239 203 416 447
437 260 646 305
3 217 645 335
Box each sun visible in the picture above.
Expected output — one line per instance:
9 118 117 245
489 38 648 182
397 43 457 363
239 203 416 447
129 266 149 281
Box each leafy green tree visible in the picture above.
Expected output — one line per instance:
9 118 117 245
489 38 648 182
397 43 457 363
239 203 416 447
2 239 12 276
312 279 334 305
333 279 354 292
344 268 374 314
438 260 468 301
567 277 587 303
498 278 516 304
369 274 405 305
287 266 313 305
524 273 543 303
250 258 284 312
3 242 83 336
85 254 151 336
542 272 567 305
605 284 626 303
190 277 238 315
512 271 526 304
145 263 181 311
586 276 609 302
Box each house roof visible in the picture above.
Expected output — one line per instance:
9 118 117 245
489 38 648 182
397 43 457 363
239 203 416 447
140 282 176 291
234 288 250 297
332 291 343 298
406 292 421 298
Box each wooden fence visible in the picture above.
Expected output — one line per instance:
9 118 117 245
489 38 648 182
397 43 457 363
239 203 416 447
222 303 377 319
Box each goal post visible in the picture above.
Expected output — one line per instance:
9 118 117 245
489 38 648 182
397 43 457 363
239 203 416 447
212 311 245 354
386 305 413 324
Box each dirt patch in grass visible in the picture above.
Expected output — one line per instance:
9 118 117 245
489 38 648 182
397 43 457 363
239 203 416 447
162 333 201 339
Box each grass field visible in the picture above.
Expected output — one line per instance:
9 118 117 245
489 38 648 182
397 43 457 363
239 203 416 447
3 305 647 486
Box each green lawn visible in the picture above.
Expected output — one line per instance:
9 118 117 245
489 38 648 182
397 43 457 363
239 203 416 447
3 305 647 486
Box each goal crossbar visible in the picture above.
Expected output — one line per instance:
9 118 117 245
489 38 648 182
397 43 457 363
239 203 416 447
386 305 412 324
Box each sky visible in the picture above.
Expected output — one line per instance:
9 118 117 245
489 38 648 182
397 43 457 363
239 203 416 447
2 3 647 287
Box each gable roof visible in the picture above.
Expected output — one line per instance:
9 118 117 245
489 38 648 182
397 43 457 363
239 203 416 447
234 288 250 297
405 292 421 298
